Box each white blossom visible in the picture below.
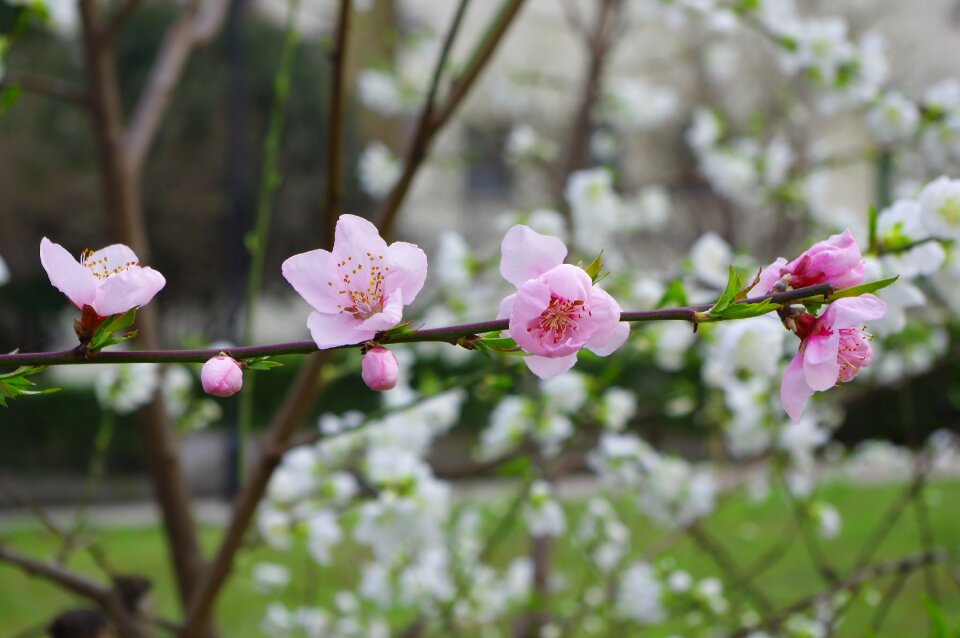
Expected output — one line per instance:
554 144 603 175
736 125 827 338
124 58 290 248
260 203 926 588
358 142 400 199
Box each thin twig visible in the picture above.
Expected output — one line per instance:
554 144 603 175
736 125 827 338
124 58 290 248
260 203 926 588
1 75 90 106
375 0 473 239
322 0 351 245
104 0 144 43
733 551 949 637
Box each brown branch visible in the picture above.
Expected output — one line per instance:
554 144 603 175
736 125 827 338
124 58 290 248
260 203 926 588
79 1 211 628
104 0 144 43
688 522 774 613
124 0 228 171
322 0 351 246
376 0 527 239
0 545 112 606
733 551 949 637
1 74 90 106
0 475 113 576
553 0 623 202
180 353 331 636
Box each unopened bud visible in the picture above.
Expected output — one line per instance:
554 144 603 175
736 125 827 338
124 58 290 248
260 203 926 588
361 346 399 392
201 354 243 397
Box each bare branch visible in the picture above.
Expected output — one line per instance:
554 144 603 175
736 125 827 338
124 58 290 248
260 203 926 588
376 0 527 239
0 545 112 606
322 0 352 245
734 551 950 637
104 0 144 43
1 74 90 106
124 0 228 171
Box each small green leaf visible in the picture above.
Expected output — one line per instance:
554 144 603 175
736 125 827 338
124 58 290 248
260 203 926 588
0 366 59 407
709 298 779 321
923 596 950 638
245 357 283 371
88 308 138 352
475 336 525 356
708 266 741 315
379 321 418 339
827 275 899 300
867 205 879 254
584 250 605 283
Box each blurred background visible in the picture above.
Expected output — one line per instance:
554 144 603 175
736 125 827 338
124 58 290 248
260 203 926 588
2 1 960 636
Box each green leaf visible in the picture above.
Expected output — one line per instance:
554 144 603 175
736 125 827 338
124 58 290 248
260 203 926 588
923 596 949 638
244 356 283 371
0 366 59 407
709 298 779 321
584 250 605 283
708 266 741 315
379 321 418 339
88 308 138 352
475 336 525 356
867 204 879 254
826 276 899 301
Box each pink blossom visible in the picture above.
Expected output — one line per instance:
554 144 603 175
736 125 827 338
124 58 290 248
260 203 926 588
754 230 864 296
361 346 399 391
282 214 427 349
498 225 629 379
780 295 886 422
40 237 166 317
201 355 243 397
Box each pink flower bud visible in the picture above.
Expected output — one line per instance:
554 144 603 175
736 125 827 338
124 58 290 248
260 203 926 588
201 355 243 397
361 346 399 391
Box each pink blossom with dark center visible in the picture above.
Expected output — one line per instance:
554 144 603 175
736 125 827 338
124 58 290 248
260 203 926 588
780 295 886 422
754 229 864 296
498 225 629 379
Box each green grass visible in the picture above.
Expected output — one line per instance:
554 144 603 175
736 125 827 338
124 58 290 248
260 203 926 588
1 479 958 637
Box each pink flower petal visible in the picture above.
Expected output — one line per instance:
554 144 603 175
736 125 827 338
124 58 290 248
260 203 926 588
281 248 343 314
585 287 629 356
332 214 388 264
385 241 428 304
750 257 787 297
40 237 96 309
497 293 516 321
359 290 404 332
87 244 140 267
539 264 592 303
825 295 886 329
307 311 374 349
93 266 166 316
499 225 567 288
510 279 553 356
780 351 813 423
802 333 841 392
524 353 579 379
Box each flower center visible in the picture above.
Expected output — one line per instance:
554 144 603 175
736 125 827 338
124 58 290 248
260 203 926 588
528 295 589 345
80 249 140 280
836 327 872 383
332 252 388 320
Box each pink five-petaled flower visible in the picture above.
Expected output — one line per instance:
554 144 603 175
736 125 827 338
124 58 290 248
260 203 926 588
361 346 399 392
282 214 427 349
753 229 864 296
40 237 166 317
498 225 629 379
201 355 244 398
780 295 886 422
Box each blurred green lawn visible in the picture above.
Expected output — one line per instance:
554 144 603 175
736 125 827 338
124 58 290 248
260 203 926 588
1 479 958 637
